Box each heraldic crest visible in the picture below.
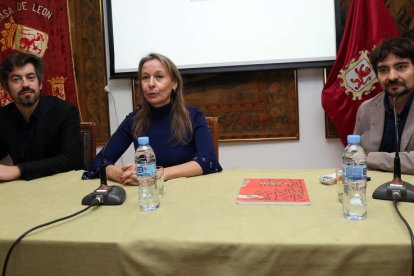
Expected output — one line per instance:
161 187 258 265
338 50 378 101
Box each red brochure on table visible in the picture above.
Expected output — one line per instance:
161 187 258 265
236 178 310 205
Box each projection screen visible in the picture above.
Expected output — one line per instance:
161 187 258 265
106 0 340 78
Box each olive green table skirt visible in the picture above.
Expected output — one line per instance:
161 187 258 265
1 168 413 276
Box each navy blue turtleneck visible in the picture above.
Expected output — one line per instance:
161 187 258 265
84 104 222 179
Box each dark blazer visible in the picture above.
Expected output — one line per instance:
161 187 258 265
354 92 414 174
0 96 83 180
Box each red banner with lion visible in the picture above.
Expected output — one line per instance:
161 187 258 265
0 0 79 111
321 0 400 145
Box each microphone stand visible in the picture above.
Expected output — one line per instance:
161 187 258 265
81 160 126 205
372 96 414 202
82 113 131 205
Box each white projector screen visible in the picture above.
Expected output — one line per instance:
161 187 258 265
106 0 340 78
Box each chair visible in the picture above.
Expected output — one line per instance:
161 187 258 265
80 122 97 171
205 116 219 159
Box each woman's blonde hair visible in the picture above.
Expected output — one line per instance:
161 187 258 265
133 53 192 144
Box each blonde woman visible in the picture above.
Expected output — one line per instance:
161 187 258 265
84 53 222 184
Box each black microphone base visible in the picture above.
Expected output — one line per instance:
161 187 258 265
82 185 126 205
372 181 414 202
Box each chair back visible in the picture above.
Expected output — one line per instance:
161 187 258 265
205 116 219 159
80 122 97 171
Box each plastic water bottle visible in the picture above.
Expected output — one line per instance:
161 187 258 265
342 134 367 220
135 136 159 211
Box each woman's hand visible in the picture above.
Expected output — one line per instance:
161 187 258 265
106 164 138 185
120 163 138 185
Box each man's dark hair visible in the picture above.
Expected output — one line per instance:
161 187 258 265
0 52 44 91
370 37 414 73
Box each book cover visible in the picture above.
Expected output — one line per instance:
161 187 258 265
236 178 310 205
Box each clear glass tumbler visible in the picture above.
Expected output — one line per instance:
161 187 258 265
336 169 343 203
138 177 160 212
156 166 164 197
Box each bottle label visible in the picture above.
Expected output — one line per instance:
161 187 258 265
136 163 156 177
343 165 366 180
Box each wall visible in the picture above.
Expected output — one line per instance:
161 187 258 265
104 68 344 170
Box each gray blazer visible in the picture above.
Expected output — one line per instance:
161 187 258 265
354 92 414 174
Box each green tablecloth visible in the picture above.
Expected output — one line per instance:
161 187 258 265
1 168 413 275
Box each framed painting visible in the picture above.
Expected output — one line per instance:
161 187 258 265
133 69 299 142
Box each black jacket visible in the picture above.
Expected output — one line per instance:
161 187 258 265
0 96 83 180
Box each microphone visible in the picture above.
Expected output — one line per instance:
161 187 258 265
81 161 127 205
82 113 134 205
372 96 414 202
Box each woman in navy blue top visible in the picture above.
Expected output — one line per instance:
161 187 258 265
85 53 222 184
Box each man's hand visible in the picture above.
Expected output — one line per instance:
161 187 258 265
0 165 21 181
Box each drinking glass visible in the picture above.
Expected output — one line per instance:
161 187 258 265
138 177 159 212
156 166 164 197
336 169 344 203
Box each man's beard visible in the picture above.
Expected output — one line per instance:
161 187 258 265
16 89 40 107
384 81 412 98
20 96 38 107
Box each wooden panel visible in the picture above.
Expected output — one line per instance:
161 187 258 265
68 0 109 146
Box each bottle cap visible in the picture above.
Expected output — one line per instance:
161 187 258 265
138 136 149 145
347 135 360 144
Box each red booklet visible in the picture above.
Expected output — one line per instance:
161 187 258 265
236 178 310 205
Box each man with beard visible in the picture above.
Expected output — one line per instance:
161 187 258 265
0 52 83 181
354 37 414 174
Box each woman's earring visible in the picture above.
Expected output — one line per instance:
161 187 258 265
171 89 177 99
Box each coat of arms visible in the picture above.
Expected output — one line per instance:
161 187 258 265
1 17 49 57
338 50 378 101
